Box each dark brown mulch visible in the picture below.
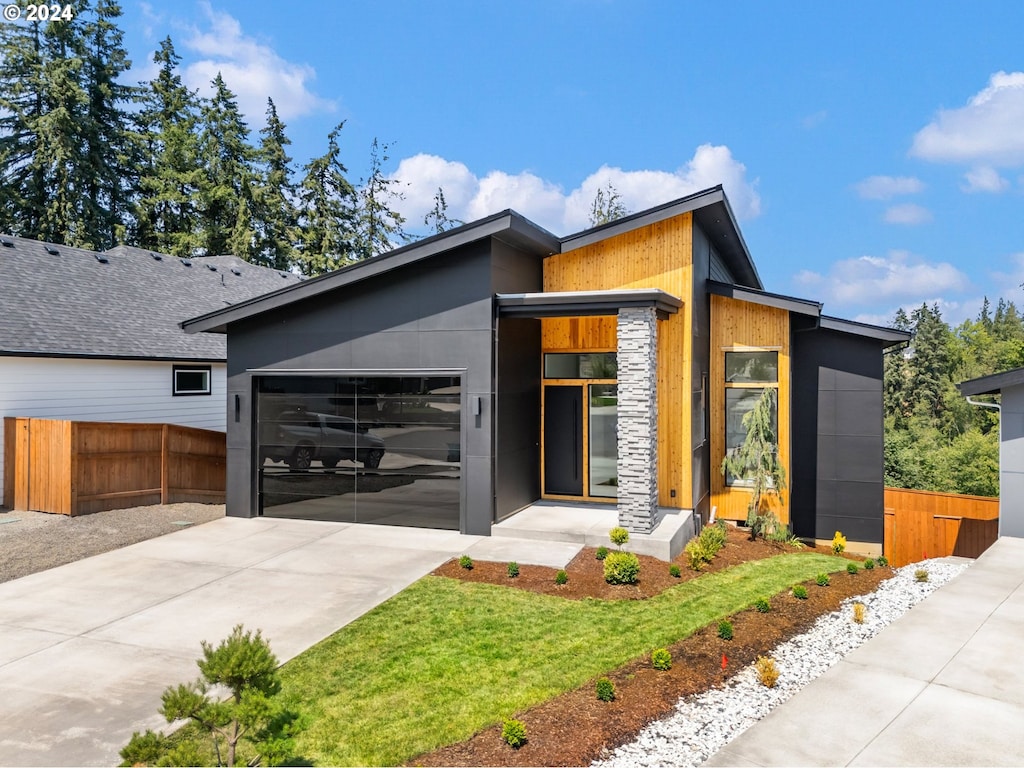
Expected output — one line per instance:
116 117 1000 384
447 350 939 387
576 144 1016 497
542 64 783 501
414 530 890 767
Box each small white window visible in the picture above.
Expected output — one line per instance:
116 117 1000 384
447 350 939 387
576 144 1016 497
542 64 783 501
173 365 211 396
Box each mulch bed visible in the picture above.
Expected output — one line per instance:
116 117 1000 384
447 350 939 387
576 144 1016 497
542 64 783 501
413 528 890 767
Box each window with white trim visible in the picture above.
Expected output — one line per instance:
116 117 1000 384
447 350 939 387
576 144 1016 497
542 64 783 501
173 365 212 396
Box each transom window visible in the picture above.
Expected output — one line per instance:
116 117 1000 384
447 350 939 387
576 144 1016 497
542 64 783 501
543 352 617 379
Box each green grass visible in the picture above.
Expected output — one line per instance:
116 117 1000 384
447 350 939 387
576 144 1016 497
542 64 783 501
279 551 847 766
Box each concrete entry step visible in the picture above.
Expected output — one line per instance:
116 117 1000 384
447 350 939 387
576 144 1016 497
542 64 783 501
493 501 696 560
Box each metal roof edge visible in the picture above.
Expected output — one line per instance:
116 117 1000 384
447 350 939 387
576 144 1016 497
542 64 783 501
818 315 913 345
959 366 1024 396
707 280 822 317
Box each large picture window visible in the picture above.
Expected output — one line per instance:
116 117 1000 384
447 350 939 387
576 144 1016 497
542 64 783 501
723 351 778 487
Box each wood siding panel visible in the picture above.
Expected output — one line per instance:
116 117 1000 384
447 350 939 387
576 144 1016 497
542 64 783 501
709 294 791 524
0 357 227 500
541 215 693 507
883 487 999 566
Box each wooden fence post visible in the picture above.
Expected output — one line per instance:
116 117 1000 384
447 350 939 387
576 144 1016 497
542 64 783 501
160 423 169 504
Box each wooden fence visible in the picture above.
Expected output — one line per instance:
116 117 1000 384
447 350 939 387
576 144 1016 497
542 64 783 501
3 417 225 516
884 487 999 567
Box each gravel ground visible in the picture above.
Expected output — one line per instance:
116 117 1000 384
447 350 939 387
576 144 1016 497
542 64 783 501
592 558 971 768
0 502 225 583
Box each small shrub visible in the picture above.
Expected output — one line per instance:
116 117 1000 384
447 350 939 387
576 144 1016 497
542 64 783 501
595 545 609 561
458 555 473 570
847 561 859 575
595 677 616 701
877 555 889 567
816 572 830 587
864 558 876 570
609 526 630 548
755 655 780 688
717 619 734 641
831 530 847 554
603 551 640 584
699 522 727 553
554 569 568 585
793 585 808 599
685 538 712 571
669 563 681 578
507 561 519 578
754 597 771 613
852 602 866 624
502 719 527 748
651 648 672 671
915 568 929 582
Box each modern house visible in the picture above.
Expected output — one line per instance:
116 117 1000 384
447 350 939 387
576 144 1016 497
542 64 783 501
0 236 303 502
183 187 908 553
959 367 1021 537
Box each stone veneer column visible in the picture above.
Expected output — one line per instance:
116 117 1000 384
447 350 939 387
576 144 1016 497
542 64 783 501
616 306 660 533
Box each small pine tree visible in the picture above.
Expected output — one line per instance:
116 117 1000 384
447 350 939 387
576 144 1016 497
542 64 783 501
587 181 628 226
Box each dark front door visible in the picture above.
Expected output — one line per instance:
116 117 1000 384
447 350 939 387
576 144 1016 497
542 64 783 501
544 385 583 496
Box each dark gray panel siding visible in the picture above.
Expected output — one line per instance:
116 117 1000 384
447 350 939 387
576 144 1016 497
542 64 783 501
791 327 885 544
691 224 712 519
225 242 497 534
709 244 735 284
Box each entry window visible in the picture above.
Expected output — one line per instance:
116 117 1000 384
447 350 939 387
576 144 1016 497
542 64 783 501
723 351 778 487
173 366 211 396
544 352 617 379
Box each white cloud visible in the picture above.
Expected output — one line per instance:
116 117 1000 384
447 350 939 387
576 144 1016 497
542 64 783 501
853 175 925 200
961 165 1010 193
883 203 933 225
793 251 969 307
389 144 761 236
182 3 334 126
911 71 1024 166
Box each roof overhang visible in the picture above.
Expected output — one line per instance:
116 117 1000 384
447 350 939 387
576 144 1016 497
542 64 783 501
818 316 911 348
707 280 822 316
496 289 683 320
959 366 1024 396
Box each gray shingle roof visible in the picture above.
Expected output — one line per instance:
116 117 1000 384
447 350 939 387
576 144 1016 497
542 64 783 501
0 236 302 360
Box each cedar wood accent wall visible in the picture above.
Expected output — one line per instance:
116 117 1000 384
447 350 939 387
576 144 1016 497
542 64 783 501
541 213 693 508
710 294 792 524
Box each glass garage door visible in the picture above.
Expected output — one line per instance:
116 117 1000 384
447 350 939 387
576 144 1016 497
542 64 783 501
256 375 461 529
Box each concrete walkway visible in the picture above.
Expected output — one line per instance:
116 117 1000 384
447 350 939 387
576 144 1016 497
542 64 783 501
705 536 1024 767
0 516 582 767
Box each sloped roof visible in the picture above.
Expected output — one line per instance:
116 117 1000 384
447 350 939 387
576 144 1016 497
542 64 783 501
0 236 302 361
959 366 1024 396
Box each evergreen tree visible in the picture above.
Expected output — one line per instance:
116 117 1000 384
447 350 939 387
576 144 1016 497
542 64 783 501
883 307 911 427
197 73 256 258
293 121 358 275
423 186 461 234
353 138 406 260
134 37 204 256
907 303 952 423
252 98 298 269
588 181 628 227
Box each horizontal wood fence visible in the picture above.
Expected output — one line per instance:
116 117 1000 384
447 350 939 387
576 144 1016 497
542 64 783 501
884 487 999 567
3 417 225 516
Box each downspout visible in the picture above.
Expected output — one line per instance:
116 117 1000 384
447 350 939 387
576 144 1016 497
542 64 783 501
964 396 1002 536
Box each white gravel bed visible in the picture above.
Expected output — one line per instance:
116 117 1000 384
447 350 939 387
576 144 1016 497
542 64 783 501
593 559 971 768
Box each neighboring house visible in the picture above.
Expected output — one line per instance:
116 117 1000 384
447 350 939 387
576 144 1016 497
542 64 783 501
184 187 909 552
959 367 1021 537
0 235 302 502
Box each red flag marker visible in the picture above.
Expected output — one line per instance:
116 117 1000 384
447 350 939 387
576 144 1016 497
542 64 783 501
721 653 728 670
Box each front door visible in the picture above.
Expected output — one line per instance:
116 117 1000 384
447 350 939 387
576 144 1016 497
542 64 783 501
543 385 583 495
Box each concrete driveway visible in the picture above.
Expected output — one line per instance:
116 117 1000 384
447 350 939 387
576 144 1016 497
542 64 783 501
0 516 581 767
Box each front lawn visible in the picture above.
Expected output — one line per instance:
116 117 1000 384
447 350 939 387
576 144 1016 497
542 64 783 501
280 551 847 766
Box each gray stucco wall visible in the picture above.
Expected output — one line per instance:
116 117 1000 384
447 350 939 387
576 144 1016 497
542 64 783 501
1000 385 1024 538
224 241 498 534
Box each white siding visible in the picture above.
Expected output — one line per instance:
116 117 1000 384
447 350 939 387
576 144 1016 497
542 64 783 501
0 357 226 501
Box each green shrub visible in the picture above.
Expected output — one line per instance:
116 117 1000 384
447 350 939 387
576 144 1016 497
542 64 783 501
877 555 889 567
120 730 170 767
793 585 808 599
847 562 859 575
915 568 929 582
651 648 672 671
595 677 616 701
700 522 727 553
555 569 568 585
669 563 681 578
815 572 830 587
603 551 640 584
507 561 519 578
864 558 875 570
685 538 712 571
754 597 771 613
609 526 630 547
458 555 473 570
717 619 734 640
595 546 609 561
502 719 527 748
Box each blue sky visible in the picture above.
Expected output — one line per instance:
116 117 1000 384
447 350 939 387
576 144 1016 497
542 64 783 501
120 1 1024 327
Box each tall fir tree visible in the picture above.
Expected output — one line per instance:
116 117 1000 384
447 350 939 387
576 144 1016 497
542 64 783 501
353 138 406 260
294 121 358 275
252 98 298 269
883 307 911 428
587 182 628 227
134 37 204 256
423 186 461 234
197 73 256 258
